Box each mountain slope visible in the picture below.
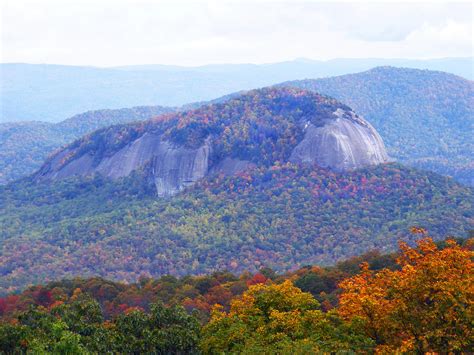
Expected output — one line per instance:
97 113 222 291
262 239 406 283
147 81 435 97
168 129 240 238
2 58 472 123
34 87 389 195
0 163 472 294
0 87 472 294
0 106 172 184
284 67 474 185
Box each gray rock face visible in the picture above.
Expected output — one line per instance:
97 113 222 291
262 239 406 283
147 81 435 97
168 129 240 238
290 108 389 171
36 107 389 196
41 132 164 180
37 133 213 196
152 137 211 197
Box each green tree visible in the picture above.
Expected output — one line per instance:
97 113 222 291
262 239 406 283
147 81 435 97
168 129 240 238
51 296 113 353
113 302 200 354
201 280 372 353
0 322 27 353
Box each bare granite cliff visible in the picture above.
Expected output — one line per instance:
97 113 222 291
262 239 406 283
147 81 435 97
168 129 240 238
34 88 389 196
290 108 389 171
151 137 212 196
36 133 214 197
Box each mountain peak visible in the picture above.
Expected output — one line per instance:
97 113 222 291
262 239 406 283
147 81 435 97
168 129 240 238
35 87 389 196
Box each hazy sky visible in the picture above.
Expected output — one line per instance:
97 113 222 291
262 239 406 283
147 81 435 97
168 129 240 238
1 0 472 66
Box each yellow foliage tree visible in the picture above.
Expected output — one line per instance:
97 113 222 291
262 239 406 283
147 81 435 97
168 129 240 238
201 280 373 353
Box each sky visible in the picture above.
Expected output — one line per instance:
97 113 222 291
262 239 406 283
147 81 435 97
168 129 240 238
0 0 472 67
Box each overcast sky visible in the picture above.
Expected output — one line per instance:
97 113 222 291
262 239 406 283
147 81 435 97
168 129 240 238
1 0 472 67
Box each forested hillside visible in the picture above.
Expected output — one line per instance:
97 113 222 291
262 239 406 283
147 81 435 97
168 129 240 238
3 67 473 187
0 86 472 296
1 162 472 294
0 236 471 353
0 106 172 184
285 67 474 185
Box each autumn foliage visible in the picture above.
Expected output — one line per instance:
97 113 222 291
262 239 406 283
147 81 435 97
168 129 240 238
338 235 473 352
0 235 472 353
201 280 372 353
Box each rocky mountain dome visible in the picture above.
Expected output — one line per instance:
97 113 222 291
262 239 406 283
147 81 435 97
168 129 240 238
35 87 389 196
283 67 474 185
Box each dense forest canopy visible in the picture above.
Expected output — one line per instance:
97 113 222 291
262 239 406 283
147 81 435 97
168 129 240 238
0 236 472 353
1 161 472 295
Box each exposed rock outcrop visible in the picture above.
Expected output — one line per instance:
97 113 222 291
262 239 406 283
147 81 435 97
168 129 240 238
290 108 389 171
34 88 389 196
152 137 212 197
37 133 213 197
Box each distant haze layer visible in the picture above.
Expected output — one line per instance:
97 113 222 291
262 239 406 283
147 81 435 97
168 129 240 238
1 57 472 123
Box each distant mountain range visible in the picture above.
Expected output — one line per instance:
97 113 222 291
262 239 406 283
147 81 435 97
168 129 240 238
1 66 472 186
1 57 472 123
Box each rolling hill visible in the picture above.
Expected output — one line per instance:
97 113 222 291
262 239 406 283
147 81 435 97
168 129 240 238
0 161 472 295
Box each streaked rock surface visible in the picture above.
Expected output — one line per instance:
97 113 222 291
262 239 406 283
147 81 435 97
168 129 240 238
290 108 389 171
35 91 389 196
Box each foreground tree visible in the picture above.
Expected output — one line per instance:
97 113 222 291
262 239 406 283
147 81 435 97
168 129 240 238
338 236 474 352
3 306 87 353
112 302 201 354
0 300 200 354
201 280 372 353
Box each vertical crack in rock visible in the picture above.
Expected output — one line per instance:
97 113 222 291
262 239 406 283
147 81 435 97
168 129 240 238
153 137 212 197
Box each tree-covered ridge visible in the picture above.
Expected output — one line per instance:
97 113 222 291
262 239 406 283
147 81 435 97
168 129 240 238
283 66 474 185
0 121 60 184
0 243 404 322
4 67 473 186
43 87 349 172
0 236 472 353
0 106 172 184
1 162 472 295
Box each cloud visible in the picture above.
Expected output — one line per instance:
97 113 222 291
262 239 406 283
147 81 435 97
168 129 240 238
321 2 472 42
0 0 472 65
402 20 473 57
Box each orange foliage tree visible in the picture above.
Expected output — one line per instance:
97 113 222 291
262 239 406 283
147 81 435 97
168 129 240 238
338 235 473 353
